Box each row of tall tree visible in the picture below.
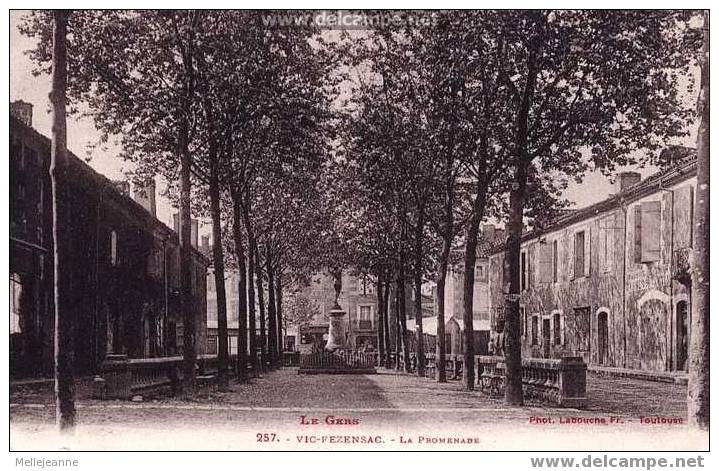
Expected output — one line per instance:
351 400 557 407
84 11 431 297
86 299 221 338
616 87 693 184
331 10 704 420
30 10 338 430
38 9 707 432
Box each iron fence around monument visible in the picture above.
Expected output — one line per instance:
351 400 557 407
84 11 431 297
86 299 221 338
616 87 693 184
298 350 377 374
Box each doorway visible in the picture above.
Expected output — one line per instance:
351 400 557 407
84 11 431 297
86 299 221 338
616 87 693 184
676 301 689 371
597 311 608 365
542 318 551 357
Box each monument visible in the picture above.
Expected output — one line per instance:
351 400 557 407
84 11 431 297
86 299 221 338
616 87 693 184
324 268 347 352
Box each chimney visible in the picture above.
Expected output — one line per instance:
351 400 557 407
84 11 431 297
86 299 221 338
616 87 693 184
172 212 199 248
10 100 33 127
132 179 156 217
112 180 130 196
617 171 641 192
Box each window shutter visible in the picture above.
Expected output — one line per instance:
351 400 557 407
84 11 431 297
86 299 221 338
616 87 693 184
538 243 552 283
583 227 591 277
605 215 614 273
573 231 585 280
569 232 575 280
634 206 642 263
640 201 661 262
598 219 606 271
673 185 693 249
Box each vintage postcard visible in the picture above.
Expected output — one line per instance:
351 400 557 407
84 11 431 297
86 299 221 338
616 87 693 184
6 6 711 458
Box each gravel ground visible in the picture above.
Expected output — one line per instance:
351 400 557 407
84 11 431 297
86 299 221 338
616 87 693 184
10 368 704 451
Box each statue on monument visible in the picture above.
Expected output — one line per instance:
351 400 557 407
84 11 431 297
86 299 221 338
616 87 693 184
332 267 342 309
326 267 347 351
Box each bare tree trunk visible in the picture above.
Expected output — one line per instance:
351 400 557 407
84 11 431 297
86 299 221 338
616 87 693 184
688 9 709 430
398 254 411 373
503 21 541 405
383 277 392 368
462 189 487 391
178 125 196 398
209 171 229 391
255 246 267 372
394 281 401 371
231 193 248 382
242 197 258 376
504 170 527 405
275 271 284 366
376 275 386 367
50 9 75 432
414 209 426 377
436 236 451 383
266 249 278 369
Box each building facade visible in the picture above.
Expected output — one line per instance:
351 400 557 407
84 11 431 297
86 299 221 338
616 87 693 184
487 161 696 374
286 271 380 353
10 106 208 378
204 264 241 355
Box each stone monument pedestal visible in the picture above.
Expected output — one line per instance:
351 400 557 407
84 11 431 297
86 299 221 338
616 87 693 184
325 304 347 352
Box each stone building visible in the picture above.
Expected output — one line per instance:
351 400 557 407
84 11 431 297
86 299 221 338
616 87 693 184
431 228 504 356
487 159 696 374
204 263 241 356
9 105 208 378
287 271 380 353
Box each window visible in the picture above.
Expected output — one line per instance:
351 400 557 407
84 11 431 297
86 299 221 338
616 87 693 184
207 302 218 323
110 230 118 266
573 229 590 279
552 240 559 282
635 201 661 263
574 231 585 279
475 263 488 282
553 313 562 345
358 305 373 329
357 276 375 295
207 336 218 355
599 215 615 273
521 251 528 291
520 305 526 337
537 242 552 283
574 307 591 351
531 315 539 346
285 335 296 352
10 273 22 334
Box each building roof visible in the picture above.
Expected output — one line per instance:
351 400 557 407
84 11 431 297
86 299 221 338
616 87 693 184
488 157 697 256
10 113 208 263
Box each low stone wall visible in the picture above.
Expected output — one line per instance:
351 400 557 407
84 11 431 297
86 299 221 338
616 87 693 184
96 353 239 400
477 355 587 408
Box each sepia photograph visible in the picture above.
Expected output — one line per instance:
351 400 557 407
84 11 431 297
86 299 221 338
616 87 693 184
5 4 712 460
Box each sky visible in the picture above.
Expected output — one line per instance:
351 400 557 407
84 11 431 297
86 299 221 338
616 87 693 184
9 11 185 232
9 10 700 238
